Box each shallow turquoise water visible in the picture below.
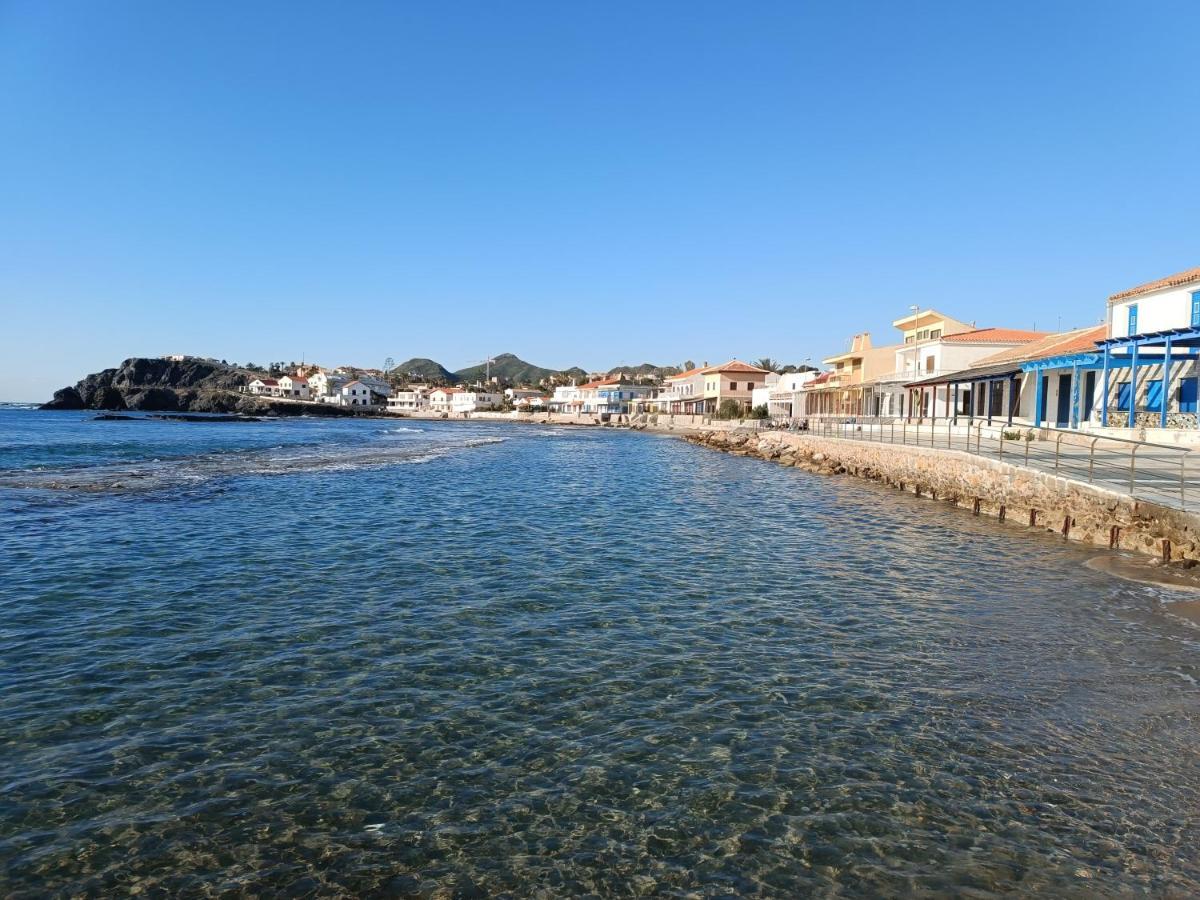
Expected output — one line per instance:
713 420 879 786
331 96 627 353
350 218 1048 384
2 409 1200 895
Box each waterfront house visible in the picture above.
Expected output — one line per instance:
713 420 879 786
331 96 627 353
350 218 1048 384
700 361 773 415
651 364 710 414
336 380 377 406
388 385 431 413
762 370 822 419
594 379 654 414
248 377 280 396
1098 266 1200 430
903 325 1108 427
877 326 1047 420
277 375 310 399
451 390 502 413
356 374 392 399
308 370 348 398
429 387 462 413
809 334 899 417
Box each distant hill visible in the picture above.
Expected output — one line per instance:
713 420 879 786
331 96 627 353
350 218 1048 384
607 362 680 380
392 358 459 383
454 353 563 386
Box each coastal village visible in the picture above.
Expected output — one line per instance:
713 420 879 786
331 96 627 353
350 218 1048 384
230 263 1200 442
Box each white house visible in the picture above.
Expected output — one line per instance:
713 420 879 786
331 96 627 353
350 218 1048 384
248 377 280 396
650 365 709 414
307 371 348 398
749 373 782 412
355 374 393 399
451 390 501 414
333 380 376 406
428 388 461 413
388 386 431 413
277 375 311 399
549 383 583 413
1108 266 1200 340
761 371 821 419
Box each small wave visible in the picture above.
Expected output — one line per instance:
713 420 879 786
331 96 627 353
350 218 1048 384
464 437 506 447
381 427 424 434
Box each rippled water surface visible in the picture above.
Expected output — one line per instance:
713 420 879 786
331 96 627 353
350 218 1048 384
3 409 1200 896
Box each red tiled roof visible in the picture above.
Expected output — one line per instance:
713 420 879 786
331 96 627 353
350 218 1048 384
1109 266 1200 303
970 324 1107 368
254 378 279 386
706 359 771 374
667 365 710 380
940 327 1047 344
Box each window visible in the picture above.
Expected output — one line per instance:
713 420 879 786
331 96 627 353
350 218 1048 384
1146 379 1164 412
1127 304 1138 335
1116 382 1132 409
1181 379 1198 413
905 336 914 344
930 328 942 339
729 382 737 390
1192 291 1200 328
925 356 935 373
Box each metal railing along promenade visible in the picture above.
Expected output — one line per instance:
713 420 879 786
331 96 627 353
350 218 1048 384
806 416 1197 512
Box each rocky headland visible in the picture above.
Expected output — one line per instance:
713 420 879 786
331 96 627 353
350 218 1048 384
41 358 370 417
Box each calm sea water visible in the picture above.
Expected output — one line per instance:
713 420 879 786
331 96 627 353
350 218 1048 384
2 407 1200 896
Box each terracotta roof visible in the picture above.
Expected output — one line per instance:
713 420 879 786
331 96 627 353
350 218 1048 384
1109 266 1200 303
667 365 710 380
578 379 619 389
803 372 834 387
969 324 1108 368
706 359 771 374
940 327 1048 344
282 375 308 383
253 378 279 386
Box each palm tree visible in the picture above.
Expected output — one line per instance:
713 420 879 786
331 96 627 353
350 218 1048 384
754 357 782 373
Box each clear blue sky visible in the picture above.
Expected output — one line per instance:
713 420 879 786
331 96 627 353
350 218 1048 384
2 1 1198 400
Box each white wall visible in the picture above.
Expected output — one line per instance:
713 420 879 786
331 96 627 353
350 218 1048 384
1110 281 1200 339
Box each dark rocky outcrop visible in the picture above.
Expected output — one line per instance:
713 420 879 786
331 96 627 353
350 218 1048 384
40 357 380 417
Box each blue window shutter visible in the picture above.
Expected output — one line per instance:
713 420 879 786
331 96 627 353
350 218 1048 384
1117 382 1132 409
1128 304 1139 335
1181 379 1198 413
1192 292 1200 328
1146 380 1163 412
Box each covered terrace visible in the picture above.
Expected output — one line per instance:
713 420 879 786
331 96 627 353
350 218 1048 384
1094 327 1200 428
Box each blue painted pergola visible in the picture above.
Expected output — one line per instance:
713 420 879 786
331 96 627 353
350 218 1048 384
1095 327 1200 428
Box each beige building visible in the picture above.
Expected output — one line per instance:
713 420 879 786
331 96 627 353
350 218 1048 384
808 334 899 416
701 360 772 414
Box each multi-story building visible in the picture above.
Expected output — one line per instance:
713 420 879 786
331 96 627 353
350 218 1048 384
387 386 431 413
700 360 772 415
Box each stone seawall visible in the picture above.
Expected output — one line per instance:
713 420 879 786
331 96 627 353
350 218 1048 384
686 430 1200 565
